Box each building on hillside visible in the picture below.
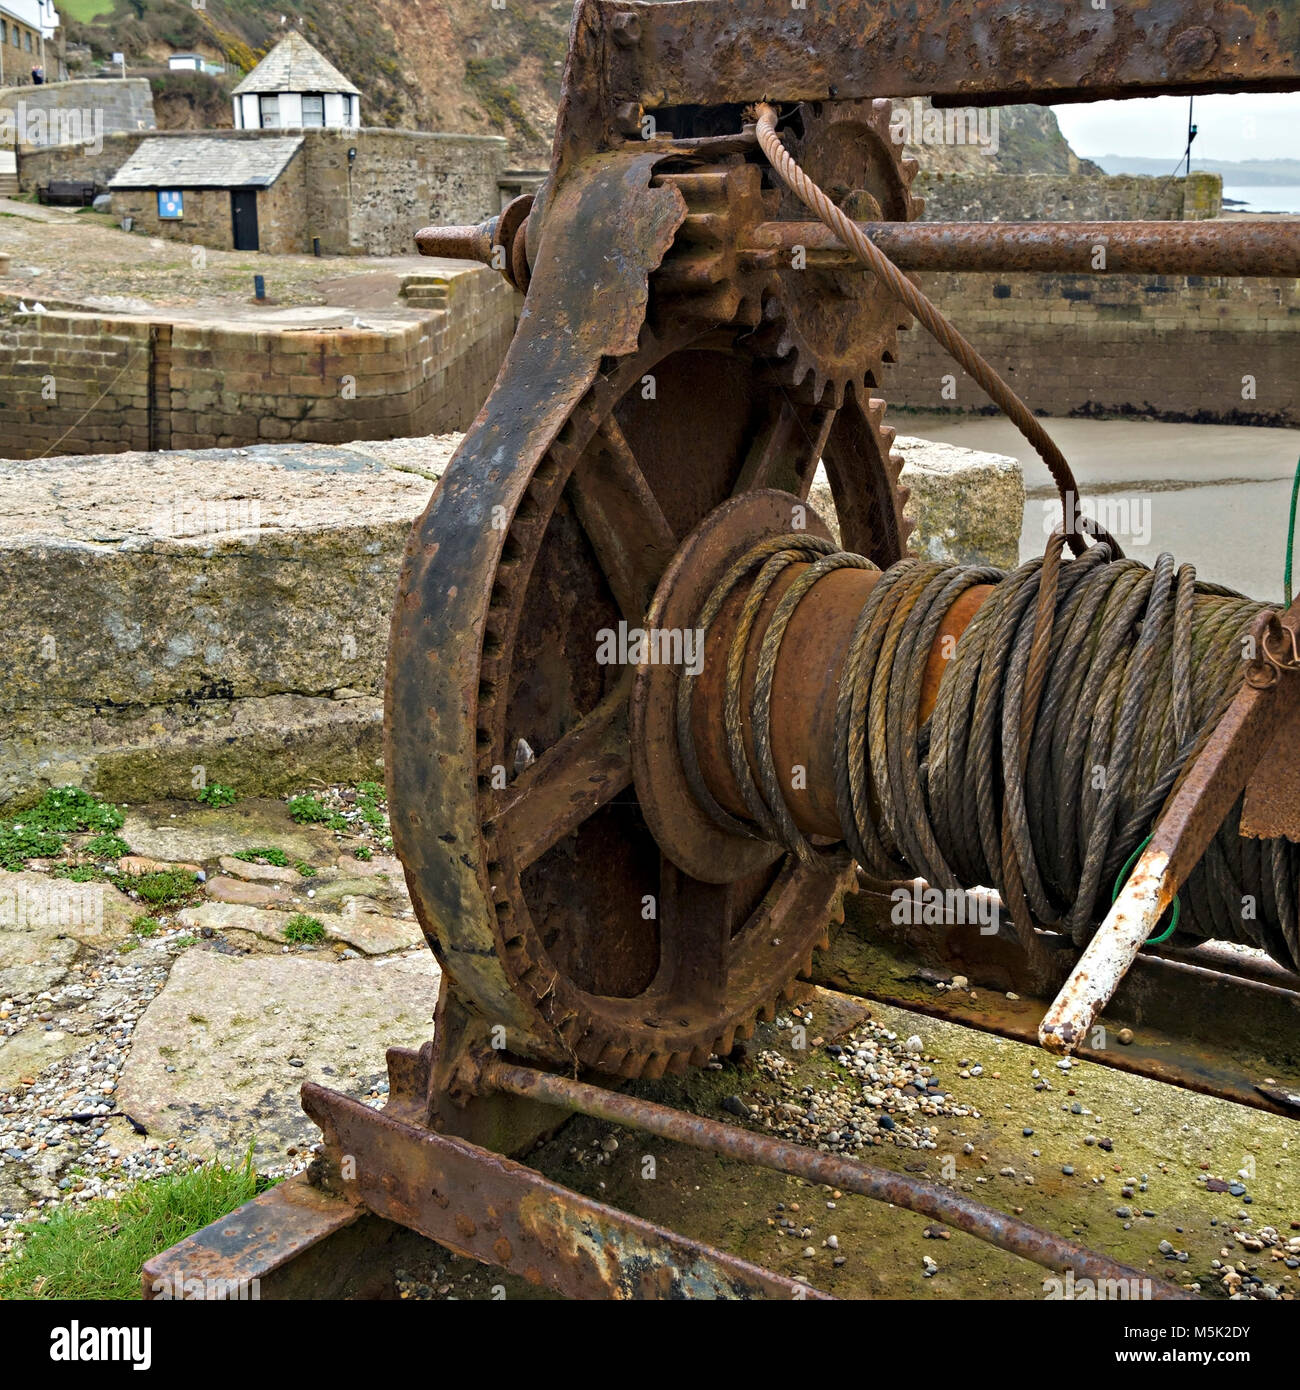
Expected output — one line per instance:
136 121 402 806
231 32 359 131
108 135 306 253
168 51 225 76
0 0 61 84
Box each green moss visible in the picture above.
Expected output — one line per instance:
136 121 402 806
132 915 160 937
51 864 105 883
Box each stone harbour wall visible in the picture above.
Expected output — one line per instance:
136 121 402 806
0 267 517 458
307 128 511 257
914 171 1222 222
881 272 1300 426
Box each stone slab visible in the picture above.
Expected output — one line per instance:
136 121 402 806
116 947 440 1162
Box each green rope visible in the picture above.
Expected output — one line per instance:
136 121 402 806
1112 835 1180 946
1286 456 1300 607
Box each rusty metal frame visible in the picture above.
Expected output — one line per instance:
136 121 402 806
594 0 1300 126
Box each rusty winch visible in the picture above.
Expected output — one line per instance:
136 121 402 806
149 0 1300 1301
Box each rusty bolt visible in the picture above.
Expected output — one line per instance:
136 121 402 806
1168 26 1218 75
614 100 645 136
611 11 642 47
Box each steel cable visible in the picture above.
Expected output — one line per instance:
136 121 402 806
678 538 1299 974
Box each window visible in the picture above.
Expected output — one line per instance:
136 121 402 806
301 93 324 127
258 94 279 128
25 30 32 51
1 23 7 42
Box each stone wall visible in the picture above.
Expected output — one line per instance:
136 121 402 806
306 128 511 256
0 442 439 806
0 268 516 458
914 171 1222 222
881 272 1300 426
1 78 155 150
13 128 146 190
17 126 509 254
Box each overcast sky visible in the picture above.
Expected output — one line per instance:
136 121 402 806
1052 93 1300 164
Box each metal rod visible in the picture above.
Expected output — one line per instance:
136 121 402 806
415 216 499 263
478 1058 1195 1298
743 220 1300 277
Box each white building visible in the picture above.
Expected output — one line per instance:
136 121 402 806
0 0 61 84
231 32 360 131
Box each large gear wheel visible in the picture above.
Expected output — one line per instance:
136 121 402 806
755 98 922 406
388 153 914 1082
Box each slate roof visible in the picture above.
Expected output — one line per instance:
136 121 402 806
108 135 304 189
231 32 361 96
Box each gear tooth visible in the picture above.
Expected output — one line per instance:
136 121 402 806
757 1002 776 1024
798 951 816 978
901 157 920 183
880 426 897 451
618 1051 647 1080
867 397 886 423
665 1051 692 1076
910 195 926 219
689 1043 713 1067
597 1042 631 1073
641 1052 670 1081
717 1026 737 1056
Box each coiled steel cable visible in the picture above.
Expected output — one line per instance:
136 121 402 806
677 536 1299 975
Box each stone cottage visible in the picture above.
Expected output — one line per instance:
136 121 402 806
108 135 306 253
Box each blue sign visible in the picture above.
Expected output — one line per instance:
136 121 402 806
157 190 183 220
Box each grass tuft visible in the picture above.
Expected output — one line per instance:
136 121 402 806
0 1151 267 1300
283 913 326 945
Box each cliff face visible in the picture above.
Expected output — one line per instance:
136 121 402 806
68 1 1093 173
